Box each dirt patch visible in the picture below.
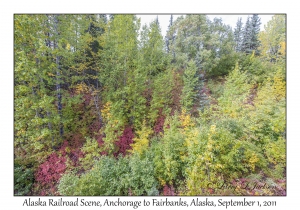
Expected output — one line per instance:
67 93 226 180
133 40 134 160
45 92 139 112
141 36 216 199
245 84 258 106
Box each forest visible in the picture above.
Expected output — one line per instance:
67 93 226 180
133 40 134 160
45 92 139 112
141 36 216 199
14 14 286 196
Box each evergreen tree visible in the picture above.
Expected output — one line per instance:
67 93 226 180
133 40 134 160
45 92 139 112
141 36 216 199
241 16 252 54
139 19 169 124
181 60 198 111
83 14 107 125
241 15 261 55
234 17 243 52
100 15 140 154
109 14 115 20
99 14 108 24
146 19 165 77
165 14 173 53
250 14 261 55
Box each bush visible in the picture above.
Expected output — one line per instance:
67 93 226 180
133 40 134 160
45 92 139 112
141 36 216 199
153 113 186 187
130 123 152 155
35 153 66 188
264 136 286 179
57 173 79 196
184 124 268 195
206 78 224 99
14 164 34 195
59 156 128 195
58 153 158 196
217 62 252 120
79 137 101 170
114 126 134 157
209 52 239 77
127 153 158 195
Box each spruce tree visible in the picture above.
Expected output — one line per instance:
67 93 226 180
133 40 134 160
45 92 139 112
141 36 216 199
100 15 140 154
140 19 170 123
181 60 198 111
250 14 261 55
241 16 252 54
241 15 261 55
83 14 107 125
165 14 173 53
234 17 243 52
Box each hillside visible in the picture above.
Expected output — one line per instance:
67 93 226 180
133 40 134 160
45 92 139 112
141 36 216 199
14 14 286 196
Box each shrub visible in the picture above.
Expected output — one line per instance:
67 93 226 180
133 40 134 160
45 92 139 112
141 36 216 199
127 153 158 195
264 136 286 179
35 153 66 188
14 164 34 195
130 122 152 155
57 172 79 196
218 62 251 119
246 71 286 146
114 126 134 157
184 125 268 195
59 140 83 167
163 185 175 196
153 109 165 135
59 154 158 196
206 78 224 99
59 156 128 196
79 137 101 170
153 114 186 187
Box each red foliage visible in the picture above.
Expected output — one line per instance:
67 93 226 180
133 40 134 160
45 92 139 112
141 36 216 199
35 153 66 186
34 135 86 195
163 185 175 196
154 109 165 135
83 93 92 106
96 135 104 147
40 190 46 196
208 188 214 194
96 134 108 156
89 120 102 135
114 126 134 157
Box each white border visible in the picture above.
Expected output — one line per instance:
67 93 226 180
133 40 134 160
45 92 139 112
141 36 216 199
1 0 298 209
